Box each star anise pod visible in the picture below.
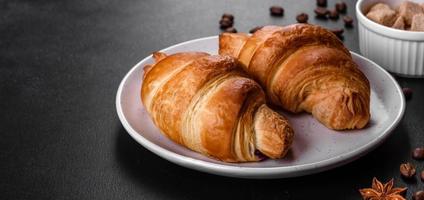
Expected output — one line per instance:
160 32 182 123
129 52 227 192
359 177 407 200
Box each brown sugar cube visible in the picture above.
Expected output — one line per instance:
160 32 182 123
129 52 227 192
399 1 424 26
369 3 392 12
366 5 397 26
392 16 405 30
411 13 424 31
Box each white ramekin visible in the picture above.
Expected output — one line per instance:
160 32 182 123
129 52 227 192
356 0 424 77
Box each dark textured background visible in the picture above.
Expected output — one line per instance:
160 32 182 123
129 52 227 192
1 0 423 199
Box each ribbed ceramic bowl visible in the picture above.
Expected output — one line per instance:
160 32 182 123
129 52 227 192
356 0 424 77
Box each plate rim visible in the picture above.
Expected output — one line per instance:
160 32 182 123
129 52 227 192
116 36 406 178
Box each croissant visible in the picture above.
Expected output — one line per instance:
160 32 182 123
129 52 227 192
219 24 370 130
141 52 294 162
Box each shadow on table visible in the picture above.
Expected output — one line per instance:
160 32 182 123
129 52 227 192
114 122 412 200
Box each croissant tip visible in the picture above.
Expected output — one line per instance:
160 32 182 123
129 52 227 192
253 105 294 159
152 51 167 62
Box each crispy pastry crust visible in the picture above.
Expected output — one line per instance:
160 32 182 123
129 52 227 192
141 52 294 162
219 24 370 130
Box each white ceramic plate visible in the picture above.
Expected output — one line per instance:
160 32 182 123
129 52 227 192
116 36 405 179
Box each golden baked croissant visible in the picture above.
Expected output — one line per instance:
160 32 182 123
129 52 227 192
219 24 370 130
141 52 294 162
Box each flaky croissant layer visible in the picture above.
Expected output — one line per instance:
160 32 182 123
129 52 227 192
219 24 371 130
141 52 294 162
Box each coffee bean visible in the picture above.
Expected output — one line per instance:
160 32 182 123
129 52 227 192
403 87 413 100
224 27 237 33
414 191 424 200
413 148 424 159
336 2 347 13
421 171 424 181
400 162 416 178
317 0 327 7
329 10 339 20
330 28 344 39
222 13 234 21
270 6 284 16
249 26 263 34
315 7 329 19
219 18 233 29
343 16 354 27
296 13 309 23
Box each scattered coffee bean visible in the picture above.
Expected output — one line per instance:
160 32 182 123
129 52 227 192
270 6 284 16
317 0 327 7
224 27 237 33
219 18 233 29
343 16 354 27
222 13 234 21
413 148 424 160
249 26 263 34
315 7 329 19
414 191 424 200
421 171 424 181
330 28 344 39
336 2 347 13
402 87 413 100
296 13 309 23
329 10 339 20
400 162 416 178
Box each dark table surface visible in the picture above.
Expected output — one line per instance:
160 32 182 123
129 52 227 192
1 0 423 199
